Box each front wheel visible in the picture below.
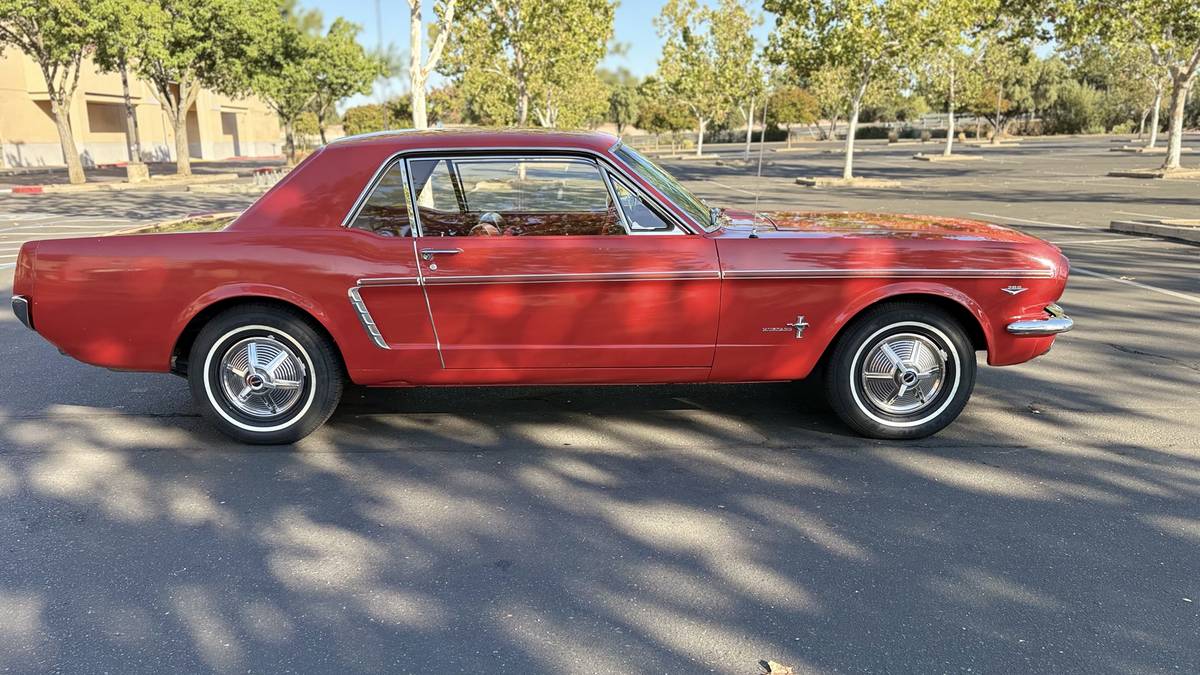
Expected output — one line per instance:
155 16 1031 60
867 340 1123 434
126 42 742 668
825 303 976 439
188 305 343 444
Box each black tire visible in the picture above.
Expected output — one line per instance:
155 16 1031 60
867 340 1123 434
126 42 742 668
825 302 976 439
188 304 343 444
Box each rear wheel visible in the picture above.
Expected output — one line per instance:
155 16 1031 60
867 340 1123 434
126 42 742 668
825 303 976 439
188 305 343 444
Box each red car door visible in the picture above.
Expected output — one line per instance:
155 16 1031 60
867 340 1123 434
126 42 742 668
409 154 721 371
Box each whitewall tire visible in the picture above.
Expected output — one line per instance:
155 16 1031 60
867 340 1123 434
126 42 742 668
825 303 976 439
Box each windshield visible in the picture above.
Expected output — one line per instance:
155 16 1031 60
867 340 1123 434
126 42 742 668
614 143 715 231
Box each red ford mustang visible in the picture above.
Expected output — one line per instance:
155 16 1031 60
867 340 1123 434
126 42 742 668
9 129 1072 443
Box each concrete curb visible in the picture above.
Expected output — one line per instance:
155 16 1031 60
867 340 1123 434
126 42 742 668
913 153 982 162
1110 219 1200 245
105 211 243 236
3 173 242 195
796 176 900 188
1107 168 1200 180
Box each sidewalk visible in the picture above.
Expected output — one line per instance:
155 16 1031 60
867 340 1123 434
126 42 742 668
0 157 286 191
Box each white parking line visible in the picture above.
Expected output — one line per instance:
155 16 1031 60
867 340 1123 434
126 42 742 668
0 262 14 270
968 212 1095 230
1056 238 1162 246
1073 267 1200 305
704 179 758 196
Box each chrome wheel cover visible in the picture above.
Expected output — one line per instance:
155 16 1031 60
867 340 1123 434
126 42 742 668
218 336 307 418
859 332 947 415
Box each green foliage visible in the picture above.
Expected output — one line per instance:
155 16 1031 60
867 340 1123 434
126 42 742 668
608 81 642 134
443 0 616 128
310 19 384 130
634 77 692 134
1042 79 1104 134
427 84 466 125
768 85 819 126
342 100 412 135
655 0 759 133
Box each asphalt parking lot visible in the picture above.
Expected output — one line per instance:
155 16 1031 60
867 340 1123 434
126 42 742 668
0 135 1198 673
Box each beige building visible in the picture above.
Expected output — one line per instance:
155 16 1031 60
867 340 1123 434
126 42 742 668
0 51 282 168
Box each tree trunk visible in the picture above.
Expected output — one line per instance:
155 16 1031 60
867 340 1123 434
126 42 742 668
318 120 328 145
696 117 706 156
49 99 85 184
172 108 191 176
1146 85 1163 149
787 123 793 149
1136 107 1148 140
409 0 428 129
1162 73 1193 171
990 87 1003 145
842 78 870 181
944 67 956 157
118 57 143 165
285 120 297 164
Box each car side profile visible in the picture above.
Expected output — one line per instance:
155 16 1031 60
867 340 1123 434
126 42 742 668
10 129 1073 444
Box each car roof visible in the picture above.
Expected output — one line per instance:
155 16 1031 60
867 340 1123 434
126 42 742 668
327 127 621 154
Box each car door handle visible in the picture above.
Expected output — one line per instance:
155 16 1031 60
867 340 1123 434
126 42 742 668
420 248 462 261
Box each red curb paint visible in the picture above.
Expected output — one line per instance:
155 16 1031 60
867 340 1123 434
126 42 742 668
12 185 44 194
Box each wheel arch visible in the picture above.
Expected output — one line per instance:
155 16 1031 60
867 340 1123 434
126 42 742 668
822 287 992 368
170 289 344 377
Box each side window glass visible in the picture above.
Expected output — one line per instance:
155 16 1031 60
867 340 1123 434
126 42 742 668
411 157 623 237
611 178 676 233
349 163 412 237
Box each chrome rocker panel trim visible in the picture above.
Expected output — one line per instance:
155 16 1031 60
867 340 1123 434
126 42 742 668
1007 304 1074 336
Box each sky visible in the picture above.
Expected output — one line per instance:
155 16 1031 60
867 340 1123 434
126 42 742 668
304 0 775 105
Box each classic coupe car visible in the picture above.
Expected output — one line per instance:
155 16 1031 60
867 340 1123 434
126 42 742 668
10 129 1072 444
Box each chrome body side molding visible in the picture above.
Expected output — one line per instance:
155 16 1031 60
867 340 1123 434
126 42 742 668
721 268 1056 280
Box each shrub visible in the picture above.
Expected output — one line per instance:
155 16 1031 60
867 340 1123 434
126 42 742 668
1043 81 1103 135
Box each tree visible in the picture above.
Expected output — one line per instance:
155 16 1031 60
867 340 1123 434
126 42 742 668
635 77 692 149
607 81 641 135
129 0 277 176
972 24 1038 143
1056 0 1200 170
252 19 316 164
919 28 989 156
768 85 819 147
0 0 100 184
408 0 457 129
93 0 152 174
342 100 411 135
311 19 383 143
655 0 758 156
767 0 976 179
443 0 615 128
1072 39 1166 142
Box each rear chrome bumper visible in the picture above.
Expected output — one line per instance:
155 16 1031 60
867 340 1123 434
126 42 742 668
10 295 32 330
1007 303 1073 336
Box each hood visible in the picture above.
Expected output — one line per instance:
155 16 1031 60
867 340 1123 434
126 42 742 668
718 210 1052 246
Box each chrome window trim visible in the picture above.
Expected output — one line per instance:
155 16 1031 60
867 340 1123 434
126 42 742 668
338 146 700 236
341 155 419 237
610 141 713 232
605 171 684 236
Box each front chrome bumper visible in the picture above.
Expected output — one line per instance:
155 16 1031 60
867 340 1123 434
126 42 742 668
10 295 32 331
1007 303 1073 336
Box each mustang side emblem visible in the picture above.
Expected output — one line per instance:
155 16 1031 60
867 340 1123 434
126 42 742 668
764 315 810 339
1002 285 1029 296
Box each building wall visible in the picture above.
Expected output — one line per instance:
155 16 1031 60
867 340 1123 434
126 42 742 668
0 52 282 168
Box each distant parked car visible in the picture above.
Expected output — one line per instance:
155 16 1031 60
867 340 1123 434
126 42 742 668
10 129 1072 444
